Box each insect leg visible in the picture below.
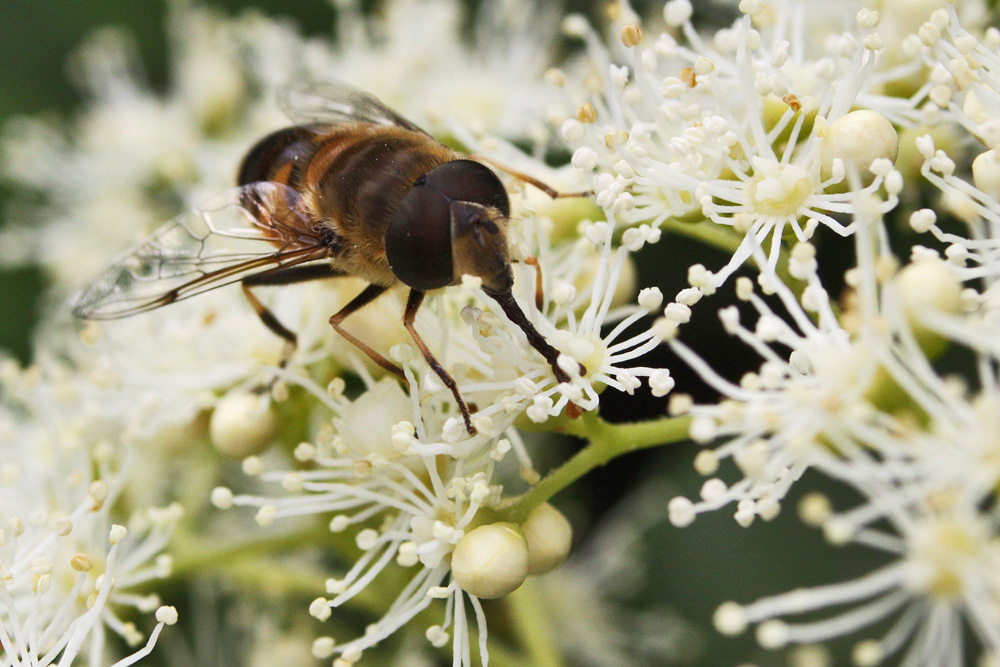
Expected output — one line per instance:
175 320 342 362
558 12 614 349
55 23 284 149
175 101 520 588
403 289 477 437
242 264 348 365
473 155 593 199
328 284 407 380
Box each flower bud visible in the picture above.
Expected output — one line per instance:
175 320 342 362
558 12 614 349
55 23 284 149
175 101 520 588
821 110 898 185
210 392 278 459
973 149 1000 199
521 503 573 575
895 257 961 358
896 258 961 318
451 523 528 599
337 377 413 461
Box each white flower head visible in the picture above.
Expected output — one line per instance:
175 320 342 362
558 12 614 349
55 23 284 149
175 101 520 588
560 1 911 286
0 350 184 666
0 403 179 666
662 198 952 528
216 360 531 666
723 468 1000 663
455 205 670 423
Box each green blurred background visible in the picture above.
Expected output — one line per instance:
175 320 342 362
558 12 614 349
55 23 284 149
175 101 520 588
0 1 893 665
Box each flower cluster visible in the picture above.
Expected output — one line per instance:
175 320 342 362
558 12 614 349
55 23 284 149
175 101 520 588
7 0 1000 665
4 1 658 664
0 359 179 666
556 1 1000 663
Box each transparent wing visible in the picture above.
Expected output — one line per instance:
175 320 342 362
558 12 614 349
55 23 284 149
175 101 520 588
278 80 430 135
70 182 334 319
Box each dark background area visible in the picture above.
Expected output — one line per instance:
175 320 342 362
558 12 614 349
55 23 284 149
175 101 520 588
0 1 894 665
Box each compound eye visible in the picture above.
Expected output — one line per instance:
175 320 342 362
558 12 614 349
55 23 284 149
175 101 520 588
385 182 454 291
423 160 510 217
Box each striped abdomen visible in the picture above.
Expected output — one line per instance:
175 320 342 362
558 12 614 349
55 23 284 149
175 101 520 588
237 123 458 285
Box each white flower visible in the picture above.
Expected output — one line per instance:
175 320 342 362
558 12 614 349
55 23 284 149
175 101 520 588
664 253 861 525
313 0 573 143
661 196 966 528
213 363 520 666
719 470 1000 663
0 11 252 289
673 177 1000 663
452 206 670 424
0 410 179 665
916 4 1000 148
561 1 908 285
909 136 1000 341
0 511 179 667
0 352 183 666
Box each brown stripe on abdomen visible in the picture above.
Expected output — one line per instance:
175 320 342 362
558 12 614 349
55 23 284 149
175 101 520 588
237 125 323 187
314 129 453 240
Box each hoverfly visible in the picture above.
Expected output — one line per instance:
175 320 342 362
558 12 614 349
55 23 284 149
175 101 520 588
71 82 587 436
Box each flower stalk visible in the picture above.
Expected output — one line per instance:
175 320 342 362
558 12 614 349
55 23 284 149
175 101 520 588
497 413 692 526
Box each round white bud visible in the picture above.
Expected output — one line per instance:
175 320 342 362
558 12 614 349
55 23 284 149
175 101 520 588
520 503 573 576
337 378 412 460
451 523 529 599
973 149 1000 199
821 110 898 184
209 393 278 459
895 257 961 320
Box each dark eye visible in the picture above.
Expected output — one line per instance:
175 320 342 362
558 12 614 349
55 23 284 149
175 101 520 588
422 160 510 217
385 180 454 290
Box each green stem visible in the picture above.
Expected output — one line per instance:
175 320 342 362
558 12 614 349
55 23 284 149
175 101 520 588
223 557 331 597
170 523 325 578
660 217 743 255
507 578 565 667
499 413 691 525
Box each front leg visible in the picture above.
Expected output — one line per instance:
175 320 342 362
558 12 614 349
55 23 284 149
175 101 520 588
402 289 477 437
328 283 407 381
